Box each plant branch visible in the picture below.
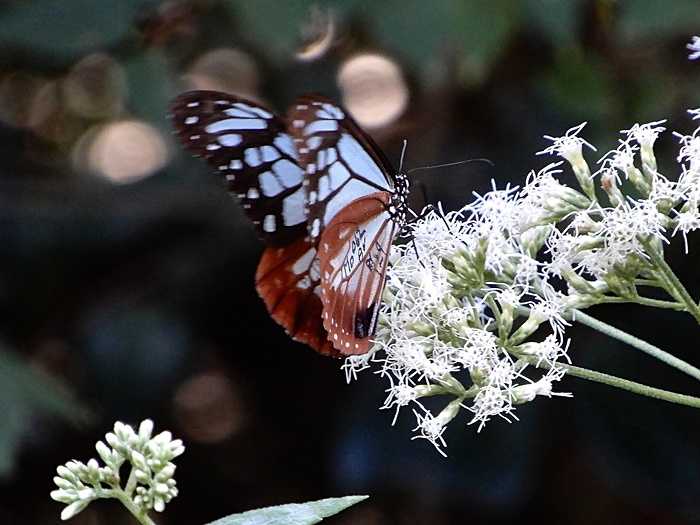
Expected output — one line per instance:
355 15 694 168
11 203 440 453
522 356 700 408
571 309 700 382
595 295 685 310
641 238 700 322
113 489 157 525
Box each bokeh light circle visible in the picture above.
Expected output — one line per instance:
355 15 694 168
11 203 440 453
184 48 259 98
63 53 126 119
337 53 409 129
173 371 245 444
82 120 169 184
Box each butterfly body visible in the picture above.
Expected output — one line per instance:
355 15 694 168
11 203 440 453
170 91 409 356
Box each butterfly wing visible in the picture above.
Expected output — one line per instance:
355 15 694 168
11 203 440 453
255 238 339 356
318 192 396 355
170 90 307 246
287 95 395 241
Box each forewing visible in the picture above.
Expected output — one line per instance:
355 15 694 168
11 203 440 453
287 95 395 241
256 237 340 357
318 192 396 355
171 90 307 245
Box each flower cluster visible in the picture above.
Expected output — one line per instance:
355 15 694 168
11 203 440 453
51 420 184 521
345 110 700 455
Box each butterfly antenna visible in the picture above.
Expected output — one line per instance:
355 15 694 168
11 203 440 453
406 157 494 175
398 139 408 174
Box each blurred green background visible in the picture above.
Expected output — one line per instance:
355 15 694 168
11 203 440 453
2 1 700 523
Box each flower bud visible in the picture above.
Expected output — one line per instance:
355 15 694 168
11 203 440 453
600 169 624 207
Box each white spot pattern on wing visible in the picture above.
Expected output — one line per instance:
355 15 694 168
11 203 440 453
219 134 241 146
259 171 284 197
263 214 276 232
282 187 306 226
304 119 339 136
272 159 302 187
206 118 267 133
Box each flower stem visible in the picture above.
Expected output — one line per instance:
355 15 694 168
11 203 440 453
596 296 685 310
571 309 700 382
634 278 665 289
125 465 138 496
523 357 700 408
113 488 157 525
642 238 700 322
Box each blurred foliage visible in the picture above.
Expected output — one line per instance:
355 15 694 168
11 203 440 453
0 0 159 63
1 1 700 524
0 348 89 477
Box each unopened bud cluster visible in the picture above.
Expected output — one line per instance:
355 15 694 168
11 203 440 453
51 420 184 520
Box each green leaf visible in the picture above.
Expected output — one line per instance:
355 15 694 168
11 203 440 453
223 0 316 62
0 0 159 62
523 0 584 47
205 496 369 525
122 50 173 130
0 348 91 477
450 0 522 82
538 48 617 122
618 0 700 42
366 1 457 68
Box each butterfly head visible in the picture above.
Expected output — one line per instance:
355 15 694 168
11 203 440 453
389 172 410 225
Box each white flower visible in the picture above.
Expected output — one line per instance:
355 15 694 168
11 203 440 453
537 122 596 164
688 107 700 120
688 36 700 60
518 334 571 367
468 385 515 431
412 409 449 456
674 128 700 172
602 198 666 243
672 203 700 253
526 281 570 337
597 143 637 176
521 162 589 221
621 120 666 151
511 367 571 403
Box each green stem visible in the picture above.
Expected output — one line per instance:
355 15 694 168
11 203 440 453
572 309 700 382
113 489 157 525
522 357 700 408
642 238 700 322
596 296 685 310
125 465 138 496
634 278 665 289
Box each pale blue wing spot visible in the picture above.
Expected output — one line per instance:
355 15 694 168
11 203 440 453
206 118 267 133
259 171 285 197
218 134 241 146
282 187 307 226
272 159 303 187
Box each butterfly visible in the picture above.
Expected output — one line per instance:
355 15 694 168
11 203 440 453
170 91 409 356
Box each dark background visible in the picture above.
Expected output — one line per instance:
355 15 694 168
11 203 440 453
2 1 700 523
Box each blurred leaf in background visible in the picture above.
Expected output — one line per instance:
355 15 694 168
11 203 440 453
0 348 89 477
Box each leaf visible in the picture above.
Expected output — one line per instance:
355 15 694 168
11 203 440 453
618 0 700 43
223 0 316 61
538 48 617 122
205 496 368 525
450 0 522 82
366 1 457 68
523 0 585 47
224 0 367 62
0 0 158 62
122 50 173 131
0 348 91 477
